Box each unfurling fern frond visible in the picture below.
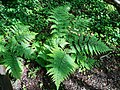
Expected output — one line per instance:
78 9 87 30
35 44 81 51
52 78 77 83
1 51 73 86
46 48 78 90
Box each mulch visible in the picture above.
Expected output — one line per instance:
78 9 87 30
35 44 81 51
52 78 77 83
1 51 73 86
12 54 120 90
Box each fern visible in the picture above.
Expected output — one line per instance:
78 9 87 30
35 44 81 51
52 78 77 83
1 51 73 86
0 21 37 78
0 35 5 53
70 34 111 56
48 5 110 55
67 15 111 55
48 5 74 37
76 54 95 72
46 48 78 90
47 5 111 90
3 52 23 79
6 22 37 59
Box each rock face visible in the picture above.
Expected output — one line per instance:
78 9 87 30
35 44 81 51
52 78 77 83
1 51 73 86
0 66 13 90
0 65 6 75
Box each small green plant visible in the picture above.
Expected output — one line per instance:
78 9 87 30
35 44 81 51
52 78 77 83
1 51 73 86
47 47 78 90
42 5 111 89
0 21 37 78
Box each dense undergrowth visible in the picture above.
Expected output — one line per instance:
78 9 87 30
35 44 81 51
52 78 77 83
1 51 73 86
0 0 120 90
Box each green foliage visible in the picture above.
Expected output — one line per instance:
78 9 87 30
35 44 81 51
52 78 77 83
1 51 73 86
47 48 78 90
0 20 37 78
3 53 23 79
48 4 73 37
0 0 119 90
71 34 111 55
48 5 110 55
47 5 110 89
7 22 37 59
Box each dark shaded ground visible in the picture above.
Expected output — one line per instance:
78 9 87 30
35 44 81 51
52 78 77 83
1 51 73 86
12 53 120 90
63 53 120 90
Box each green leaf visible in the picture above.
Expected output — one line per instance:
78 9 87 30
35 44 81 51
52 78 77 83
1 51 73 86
3 53 23 79
46 48 78 90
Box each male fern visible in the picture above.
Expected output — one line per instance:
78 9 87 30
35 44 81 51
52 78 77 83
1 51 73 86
47 48 78 90
0 21 37 78
47 5 111 90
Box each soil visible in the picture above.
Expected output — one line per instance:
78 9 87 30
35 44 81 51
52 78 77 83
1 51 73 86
12 53 120 90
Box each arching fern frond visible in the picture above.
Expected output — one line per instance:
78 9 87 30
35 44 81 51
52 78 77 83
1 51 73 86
87 36 111 55
48 5 110 56
47 5 111 90
68 16 111 55
48 5 74 37
46 48 78 90
0 21 37 78
70 34 111 56
3 52 23 79
6 22 37 59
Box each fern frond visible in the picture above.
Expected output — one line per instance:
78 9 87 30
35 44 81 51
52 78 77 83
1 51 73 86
48 5 74 37
9 23 37 43
7 22 37 59
3 52 23 79
70 34 111 56
67 16 111 55
88 36 110 54
46 48 78 90
76 54 95 72
0 35 6 53
0 22 37 78
47 5 111 90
